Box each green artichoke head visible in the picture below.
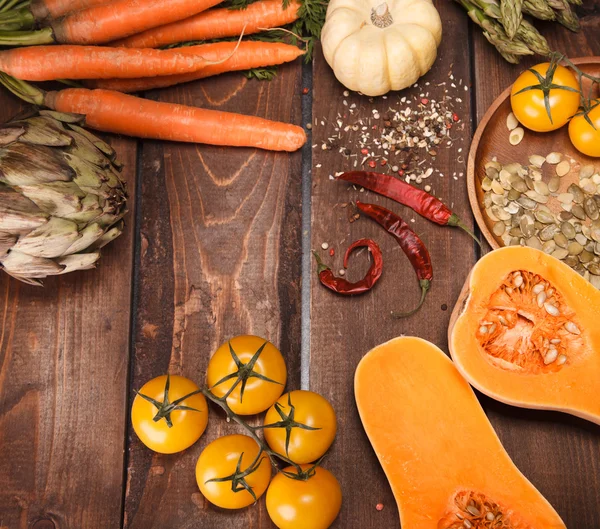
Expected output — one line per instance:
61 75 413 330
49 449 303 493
0 109 127 285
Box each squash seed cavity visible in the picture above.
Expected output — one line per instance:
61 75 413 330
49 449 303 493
476 270 586 373
440 490 530 529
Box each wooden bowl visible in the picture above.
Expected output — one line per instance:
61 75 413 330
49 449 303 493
468 57 600 249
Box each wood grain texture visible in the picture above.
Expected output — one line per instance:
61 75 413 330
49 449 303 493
309 2 477 526
123 64 303 529
469 4 600 526
0 91 136 529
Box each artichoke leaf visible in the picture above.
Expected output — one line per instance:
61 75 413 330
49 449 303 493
39 110 86 124
0 232 17 258
90 222 124 250
1 249 63 278
66 130 111 169
63 223 104 255
17 117 73 147
57 251 101 274
0 125 25 145
12 217 80 258
18 182 85 218
67 124 118 165
0 187 48 233
0 143 73 186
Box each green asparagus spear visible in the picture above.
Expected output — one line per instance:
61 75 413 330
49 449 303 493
523 0 556 20
500 0 523 39
515 18 551 55
552 0 581 31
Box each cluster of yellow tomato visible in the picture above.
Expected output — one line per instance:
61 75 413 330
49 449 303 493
510 62 600 158
130 335 342 529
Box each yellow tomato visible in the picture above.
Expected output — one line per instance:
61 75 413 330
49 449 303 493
569 101 600 157
266 465 342 529
131 375 208 454
195 434 272 509
207 335 287 415
263 390 337 464
510 63 580 132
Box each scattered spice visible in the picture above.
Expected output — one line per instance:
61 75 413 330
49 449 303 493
357 201 433 317
321 242 330 250
302 87 309 95
312 79 468 188
376 503 384 511
339 171 481 245
313 239 383 295
329 248 335 256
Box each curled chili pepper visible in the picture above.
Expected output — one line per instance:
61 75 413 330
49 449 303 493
356 201 432 317
313 238 383 295
339 171 481 247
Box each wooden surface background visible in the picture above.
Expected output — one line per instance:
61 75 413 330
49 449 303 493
0 2 599 527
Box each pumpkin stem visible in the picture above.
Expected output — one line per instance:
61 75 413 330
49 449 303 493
371 2 393 28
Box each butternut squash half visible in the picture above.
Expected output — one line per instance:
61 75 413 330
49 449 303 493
450 246 600 425
355 336 565 529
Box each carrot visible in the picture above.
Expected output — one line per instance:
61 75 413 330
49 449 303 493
31 0 112 22
113 0 301 49
0 44 242 80
87 41 304 93
0 0 225 46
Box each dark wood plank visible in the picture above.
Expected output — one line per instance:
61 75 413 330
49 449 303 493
309 2 477 526
0 91 136 528
470 5 600 526
123 64 303 529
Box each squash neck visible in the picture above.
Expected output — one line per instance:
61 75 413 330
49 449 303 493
370 2 393 28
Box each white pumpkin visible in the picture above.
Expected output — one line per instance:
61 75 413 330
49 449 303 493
321 0 442 97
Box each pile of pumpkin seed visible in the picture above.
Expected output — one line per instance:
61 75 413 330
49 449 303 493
482 154 600 288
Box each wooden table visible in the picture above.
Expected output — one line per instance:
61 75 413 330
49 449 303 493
1 3 599 528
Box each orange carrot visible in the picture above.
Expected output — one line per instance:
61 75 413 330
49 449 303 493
0 44 234 80
113 0 301 49
87 41 304 92
0 0 225 46
30 0 111 21
43 88 306 151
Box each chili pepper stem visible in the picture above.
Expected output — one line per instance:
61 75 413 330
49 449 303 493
312 251 330 274
447 213 482 247
391 280 430 318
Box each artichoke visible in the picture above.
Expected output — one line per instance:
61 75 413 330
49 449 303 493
0 108 127 285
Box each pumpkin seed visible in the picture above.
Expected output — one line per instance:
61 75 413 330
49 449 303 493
548 176 561 193
507 188 521 201
554 233 568 248
491 179 505 195
568 184 584 203
533 180 550 196
564 255 578 267
584 198 599 220
534 210 555 224
580 250 594 264
581 180 597 194
564 321 580 334
517 196 537 210
481 177 493 192
557 355 567 366
506 112 519 131
580 164 595 179
506 202 521 215
486 207 499 222
524 175 535 190
504 162 523 175
491 206 511 221
529 154 545 168
479 326 488 334
568 241 584 256
539 224 558 241
544 348 558 364
575 233 588 246
572 204 586 220
587 262 600 275
509 127 524 145
491 193 508 206
466 505 481 517
520 216 535 237
493 222 506 237
557 193 574 204
529 168 543 182
509 227 523 237
526 236 543 250
486 166 499 179
561 222 576 239
552 248 569 260
585 241 595 253
544 303 560 316
509 237 520 246
542 240 556 254
561 202 573 212
559 211 573 221
556 160 571 177
546 152 562 164
486 160 502 172
525 190 548 204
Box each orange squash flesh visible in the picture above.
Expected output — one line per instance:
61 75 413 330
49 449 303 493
355 336 565 529
450 247 600 425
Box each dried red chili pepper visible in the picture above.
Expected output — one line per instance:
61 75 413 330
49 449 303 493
313 238 383 295
339 171 481 246
356 201 432 317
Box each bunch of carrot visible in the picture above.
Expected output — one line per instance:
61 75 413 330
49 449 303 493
0 0 307 152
